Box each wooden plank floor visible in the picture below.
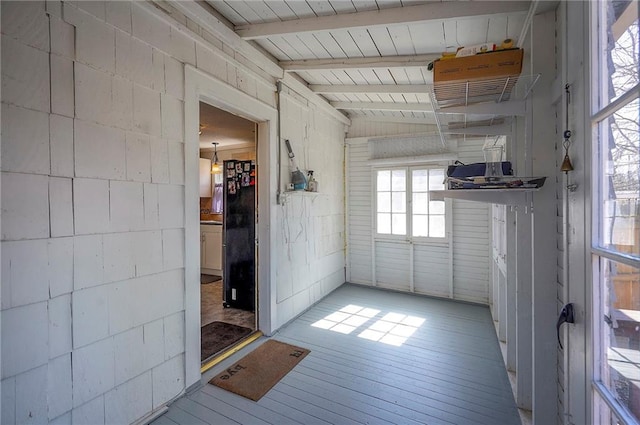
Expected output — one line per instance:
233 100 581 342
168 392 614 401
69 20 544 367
154 284 521 425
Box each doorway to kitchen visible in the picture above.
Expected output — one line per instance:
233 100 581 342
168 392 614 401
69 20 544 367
198 101 257 365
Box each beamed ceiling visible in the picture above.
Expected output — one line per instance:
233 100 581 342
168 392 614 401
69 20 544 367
174 0 557 135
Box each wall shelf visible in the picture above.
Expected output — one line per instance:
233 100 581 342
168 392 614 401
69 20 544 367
430 188 540 206
429 74 540 144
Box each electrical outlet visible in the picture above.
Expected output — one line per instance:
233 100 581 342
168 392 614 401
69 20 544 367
232 288 236 300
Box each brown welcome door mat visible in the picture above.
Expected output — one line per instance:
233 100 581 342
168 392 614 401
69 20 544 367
209 339 310 401
201 321 253 361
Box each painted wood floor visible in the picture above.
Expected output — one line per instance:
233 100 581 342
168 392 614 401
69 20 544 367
153 283 521 425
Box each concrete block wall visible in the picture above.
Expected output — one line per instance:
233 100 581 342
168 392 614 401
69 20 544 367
1 2 192 423
1 1 348 423
274 92 346 329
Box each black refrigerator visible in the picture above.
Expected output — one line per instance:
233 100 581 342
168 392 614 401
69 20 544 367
222 159 256 311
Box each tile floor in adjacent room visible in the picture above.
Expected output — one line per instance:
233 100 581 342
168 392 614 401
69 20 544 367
201 280 255 330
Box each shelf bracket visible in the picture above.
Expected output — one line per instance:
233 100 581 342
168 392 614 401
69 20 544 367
438 100 526 116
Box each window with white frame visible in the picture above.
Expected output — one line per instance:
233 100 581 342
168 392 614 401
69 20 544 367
592 1 639 423
375 167 446 238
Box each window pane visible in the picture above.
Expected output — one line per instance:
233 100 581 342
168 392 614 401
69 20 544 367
599 257 640 422
391 192 406 213
377 170 391 191
413 193 428 214
412 170 428 192
429 169 445 190
392 213 406 235
430 200 445 215
594 394 624 425
413 215 428 237
392 170 406 191
378 192 391 213
597 1 639 108
598 98 640 257
430 215 446 237
377 213 391 234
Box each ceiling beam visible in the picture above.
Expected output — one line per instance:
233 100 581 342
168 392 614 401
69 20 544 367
309 84 431 94
281 54 439 72
351 116 439 125
443 123 512 136
235 2 530 40
331 102 432 112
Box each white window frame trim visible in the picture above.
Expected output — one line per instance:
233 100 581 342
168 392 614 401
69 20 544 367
372 163 452 245
590 1 640 423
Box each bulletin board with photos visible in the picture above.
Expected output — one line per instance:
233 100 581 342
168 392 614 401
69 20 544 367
225 160 255 195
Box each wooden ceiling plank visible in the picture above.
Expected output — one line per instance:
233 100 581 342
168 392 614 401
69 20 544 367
352 0 379 13
331 70 357 85
404 67 425 84
330 29 365 57
285 1 316 18
280 53 439 71
389 67 411 84
245 1 281 22
312 32 348 58
295 32 334 59
356 68 383 85
225 1 265 23
205 0 248 25
261 38 293 61
329 0 357 13
281 34 320 59
373 68 396 84
487 14 509 44
269 36 306 60
367 26 398 56
387 25 415 55
235 1 530 40
306 0 336 16
263 1 298 20
409 22 446 54
348 28 380 57
343 69 370 85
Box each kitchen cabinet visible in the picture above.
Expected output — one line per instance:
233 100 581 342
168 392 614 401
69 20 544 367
201 224 222 273
199 158 212 197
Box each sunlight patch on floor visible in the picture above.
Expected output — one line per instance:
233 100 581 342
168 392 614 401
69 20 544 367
311 304 425 346
311 304 380 334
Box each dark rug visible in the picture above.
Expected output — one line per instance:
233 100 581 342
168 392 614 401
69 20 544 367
201 274 222 284
201 321 253 361
209 339 310 401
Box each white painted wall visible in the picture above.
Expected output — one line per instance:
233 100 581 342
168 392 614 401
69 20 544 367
0 1 346 423
274 89 347 329
346 121 491 304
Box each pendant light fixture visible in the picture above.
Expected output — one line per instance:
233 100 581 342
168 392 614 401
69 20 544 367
210 142 222 174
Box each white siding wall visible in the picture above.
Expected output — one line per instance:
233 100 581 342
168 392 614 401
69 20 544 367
346 138 373 284
453 138 490 303
0 1 346 424
346 122 491 304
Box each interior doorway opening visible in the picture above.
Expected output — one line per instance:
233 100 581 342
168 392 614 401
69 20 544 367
198 102 258 365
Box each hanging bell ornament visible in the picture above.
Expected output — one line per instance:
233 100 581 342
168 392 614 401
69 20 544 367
561 130 574 173
561 153 574 173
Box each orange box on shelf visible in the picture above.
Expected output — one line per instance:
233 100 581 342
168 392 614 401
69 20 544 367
432 48 524 83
